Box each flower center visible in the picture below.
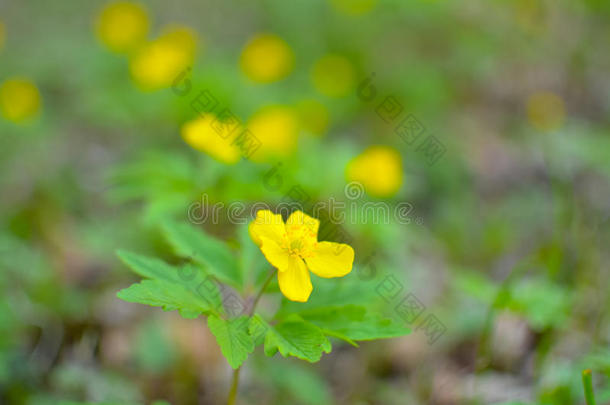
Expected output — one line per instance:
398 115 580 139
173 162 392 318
282 226 317 258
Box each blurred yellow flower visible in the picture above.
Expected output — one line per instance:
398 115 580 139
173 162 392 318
311 54 356 97
95 1 149 53
331 0 377 15
296 99 330 136
527 91 565 132
181 114 241 164
240 34 294 83
346 146 403 198
130 25 197 90
249 210 354 302
0 77 41 123
0 21 5 51
247 106 298 162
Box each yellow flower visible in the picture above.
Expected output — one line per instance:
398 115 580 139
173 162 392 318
181 114 241 164
0 77 41 123
249 210 355 302
296 99 330 136
346 146 403 198
526 91 565 132
95 1 149 53
129 25 197 90
311 54 356 97
240 34 294 83
247 106 298 162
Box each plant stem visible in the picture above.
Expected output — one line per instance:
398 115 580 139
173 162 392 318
226 269 277 405
582 369 596 405
249 269 277 316
227 367 240 405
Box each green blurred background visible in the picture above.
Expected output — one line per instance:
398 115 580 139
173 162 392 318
1 0 610 404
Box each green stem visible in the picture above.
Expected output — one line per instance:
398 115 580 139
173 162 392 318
582 369 596 405
226 269 277 405
249 269 277 316
226 367 240 405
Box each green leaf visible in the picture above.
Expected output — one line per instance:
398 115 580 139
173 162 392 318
162 221 242 288
278 276 382 315
117 279 212 318
116 250 224 314
259 316 331 362
207 315 254 369
319 329 359 347
298 305 411 342
117 250 182 283
238 223 269 287
248 314 271 346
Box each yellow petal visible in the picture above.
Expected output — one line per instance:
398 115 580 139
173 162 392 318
0 78 41 123
305 242 354 278
240 33 294 83
96 1 149 53
286 210 319 241
278 256 312 302
259 236 290 273
129 25 197 90
247 106 298 162
249 210 286 246
346 146 403 197
181 114 241 164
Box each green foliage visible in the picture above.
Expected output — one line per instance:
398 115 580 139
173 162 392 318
253 315 331 363
161 221 243 288
207 315 254 369
116 221 410 371
456 272 571 331
238 223 270 286
117 250 187 283
116 250 222 317
298 305 411 343
117 279 211 319
506 278 571 330
4 0 610 403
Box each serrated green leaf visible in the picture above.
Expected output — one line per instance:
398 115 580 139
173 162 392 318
278 277 382 316
117 279 211 318
207 315 254 369
260 316 331 362
299 305 411 341
117 250 182 283
248 314 270 346
320 329 359 347
116 250 224 314
162 221 242 288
